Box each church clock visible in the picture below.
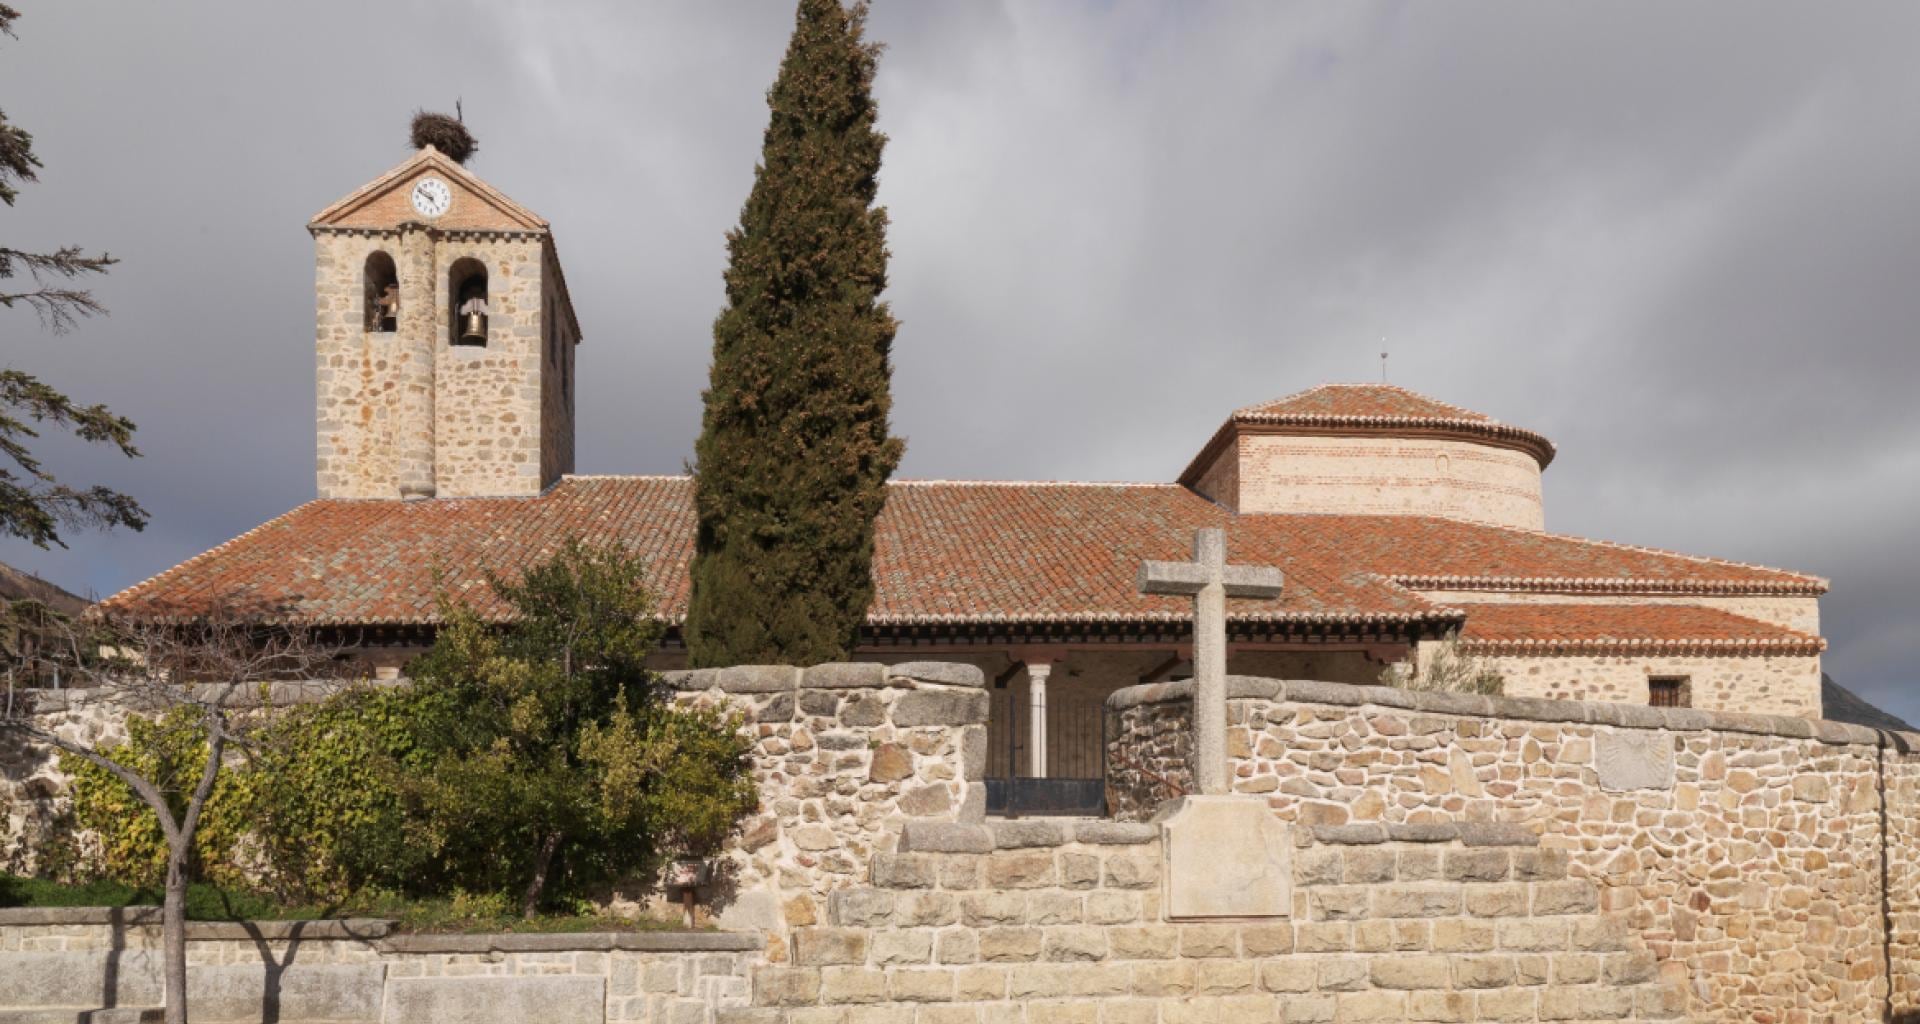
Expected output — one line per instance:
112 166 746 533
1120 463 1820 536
410 177 451 217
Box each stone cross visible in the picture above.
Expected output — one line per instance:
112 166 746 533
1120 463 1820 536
1138 528 1284 796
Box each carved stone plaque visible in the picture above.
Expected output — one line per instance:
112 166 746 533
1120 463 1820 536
1159 795 1293 919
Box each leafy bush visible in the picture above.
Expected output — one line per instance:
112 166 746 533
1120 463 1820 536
1379 634 1506 695
241 683 446 905
398 539 759 914
55 540 760 916
58 706 258 889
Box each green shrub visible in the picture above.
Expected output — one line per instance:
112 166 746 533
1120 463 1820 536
399 539 759 914
242 683 446 905
57 540 760 916
59 706 257 889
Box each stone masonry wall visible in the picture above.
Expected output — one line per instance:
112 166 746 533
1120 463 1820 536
1473 649 1822 716
0 664 988 950
430 234 551 498
663 662 988 954
1 683 394 878
744 816 1670 1024
0 691 129 874
1106 676 1920 1022
313 228 567 500
0 911 757 1024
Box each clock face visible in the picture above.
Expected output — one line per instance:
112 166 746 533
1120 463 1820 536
410 177 452 218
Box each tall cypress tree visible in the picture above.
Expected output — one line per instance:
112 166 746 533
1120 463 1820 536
685 0 904 667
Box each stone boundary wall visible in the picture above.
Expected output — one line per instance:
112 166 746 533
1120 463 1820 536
737 815 1673 1023
1 681 399 875
2 664 988 938
0 908 758 1024
1105 675 1920 1022
657 662 988 948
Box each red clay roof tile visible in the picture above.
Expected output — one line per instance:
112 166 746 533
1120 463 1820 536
97 477 1823 635
1456 603 1825 657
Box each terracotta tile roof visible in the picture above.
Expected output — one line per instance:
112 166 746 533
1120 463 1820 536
97 477 1823 635
1245 514 1829 596
1455 603 1826 657
1182 383 1558 476
1235 383 1498 422
870 481 1437 626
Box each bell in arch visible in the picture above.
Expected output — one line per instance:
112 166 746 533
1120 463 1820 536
459 309 488 345
455 275 489 346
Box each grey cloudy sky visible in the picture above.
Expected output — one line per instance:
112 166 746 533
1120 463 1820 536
4 2 1917 718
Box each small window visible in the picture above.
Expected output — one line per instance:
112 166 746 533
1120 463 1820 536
1648 677 1690 708
364 251 398 332
449 258 488 347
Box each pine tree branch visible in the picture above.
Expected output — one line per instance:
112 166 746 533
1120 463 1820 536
0 369 146 547
0 246 117 332
0 114 38 207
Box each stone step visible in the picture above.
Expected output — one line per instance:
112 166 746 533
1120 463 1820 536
0 1009 163 1024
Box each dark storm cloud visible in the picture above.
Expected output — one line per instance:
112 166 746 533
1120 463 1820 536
3 2 1915 717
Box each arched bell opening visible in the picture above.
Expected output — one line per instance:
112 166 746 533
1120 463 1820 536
364 251 399 332
449 257 488 347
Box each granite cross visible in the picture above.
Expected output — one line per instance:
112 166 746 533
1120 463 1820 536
1138 528 1285 796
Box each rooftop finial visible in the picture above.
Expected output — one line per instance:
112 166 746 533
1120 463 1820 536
1380 346 1389 383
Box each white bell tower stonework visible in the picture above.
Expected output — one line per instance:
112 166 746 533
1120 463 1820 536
308 145 581 500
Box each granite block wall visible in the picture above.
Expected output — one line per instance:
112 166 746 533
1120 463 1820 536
1106 676 1920 1022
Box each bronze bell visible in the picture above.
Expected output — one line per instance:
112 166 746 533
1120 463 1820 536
459 312 487 344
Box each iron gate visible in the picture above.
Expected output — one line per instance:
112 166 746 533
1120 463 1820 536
984 683 1109 817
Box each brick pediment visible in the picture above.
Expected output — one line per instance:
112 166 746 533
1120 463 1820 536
309 146 547 235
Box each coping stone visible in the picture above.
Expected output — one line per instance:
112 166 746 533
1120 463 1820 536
717 665 801 693
1104 674 1912 750
0 908 393 941
889 662 986 689
381 975 603 1024
802 663 887 689
1595 729 1677 793
898 821 994 854
378 931 759 955
183 918 392 941
988 819 1069 848
1456 823 1539 847
1385 822 1460 843
891 690 989 727
1224 676 1285 700
661 668 719 692
0 906 162 926
1070 821 1159 845
1312 824 1388 845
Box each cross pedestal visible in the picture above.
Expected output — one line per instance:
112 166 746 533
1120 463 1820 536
1137 527 1283 796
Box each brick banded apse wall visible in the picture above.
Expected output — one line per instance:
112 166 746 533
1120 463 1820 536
1106 676 1920 1022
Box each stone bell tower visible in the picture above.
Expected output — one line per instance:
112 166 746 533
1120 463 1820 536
307 145 581 500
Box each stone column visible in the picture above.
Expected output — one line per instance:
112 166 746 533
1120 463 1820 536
1025 662 1051 778
1190 532 1227 796
394 223 437 500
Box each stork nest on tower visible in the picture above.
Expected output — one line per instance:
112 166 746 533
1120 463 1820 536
410 111 477 164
